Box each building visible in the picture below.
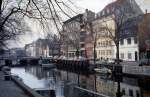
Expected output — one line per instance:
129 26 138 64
61 9 95 58
138 13 150 59
93 0 143 61
120 13 150 61
25 42 36 57
119 15 143 61
61 14 83 58
49 35 61 57
92 14 116 60
25 38 61 57
119 37 139 61
35 39 50 57
84 10 96 59
61 0 148 61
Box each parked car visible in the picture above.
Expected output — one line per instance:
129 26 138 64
94 67 112 74
139 59 150 66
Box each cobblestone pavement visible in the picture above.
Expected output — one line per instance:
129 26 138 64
0 71 30 97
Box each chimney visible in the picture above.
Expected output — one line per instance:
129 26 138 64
85 9 88 13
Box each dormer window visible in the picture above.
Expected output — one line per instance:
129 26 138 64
99 13 101 17
107 9 110 14
101 12 103 16
112 7 115 12
102 11 105 15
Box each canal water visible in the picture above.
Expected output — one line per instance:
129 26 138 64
11 65 150 97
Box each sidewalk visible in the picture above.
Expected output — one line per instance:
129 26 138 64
0 71 30 97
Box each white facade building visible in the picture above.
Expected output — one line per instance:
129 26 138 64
119 37 139 61
25 42 36 57
93 0 142 62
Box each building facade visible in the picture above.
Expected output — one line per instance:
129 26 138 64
92 15 116 60
61 9 95 58
119 37 139 61
25 42 36 57
25 38 61 57
92 0 143 61
61 14 83 58
138 13 150 59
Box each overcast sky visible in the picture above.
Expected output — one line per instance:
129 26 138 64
8 0 150 48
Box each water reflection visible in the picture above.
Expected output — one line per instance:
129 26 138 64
11 65 150 97
11 67 52 89
96 76 117 97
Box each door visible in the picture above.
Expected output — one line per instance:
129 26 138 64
135 51 138 61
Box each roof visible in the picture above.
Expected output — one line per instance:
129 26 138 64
63 14 83 24
96 0 143 19
119 14 148 38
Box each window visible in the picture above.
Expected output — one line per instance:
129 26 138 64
106 41 108 46
120 39 124 45
100 42 102 47
102 11 105 15
80 37 85 42
102 41 104 46
136 90 140 97
128 53 132 59
127 38 131 44
129 89 133 97
100 50 102 55
107 9 110 14
103 50 105 55
120 53 124 59
81 44 85 48
134 37 137 44
122 88 125 95
109 41 112 46
109 50 112 55
98 42 100 47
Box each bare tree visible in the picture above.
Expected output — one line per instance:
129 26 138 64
0 0 78 48
46 34 61 57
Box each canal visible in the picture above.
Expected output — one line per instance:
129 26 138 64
11 65 150 97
